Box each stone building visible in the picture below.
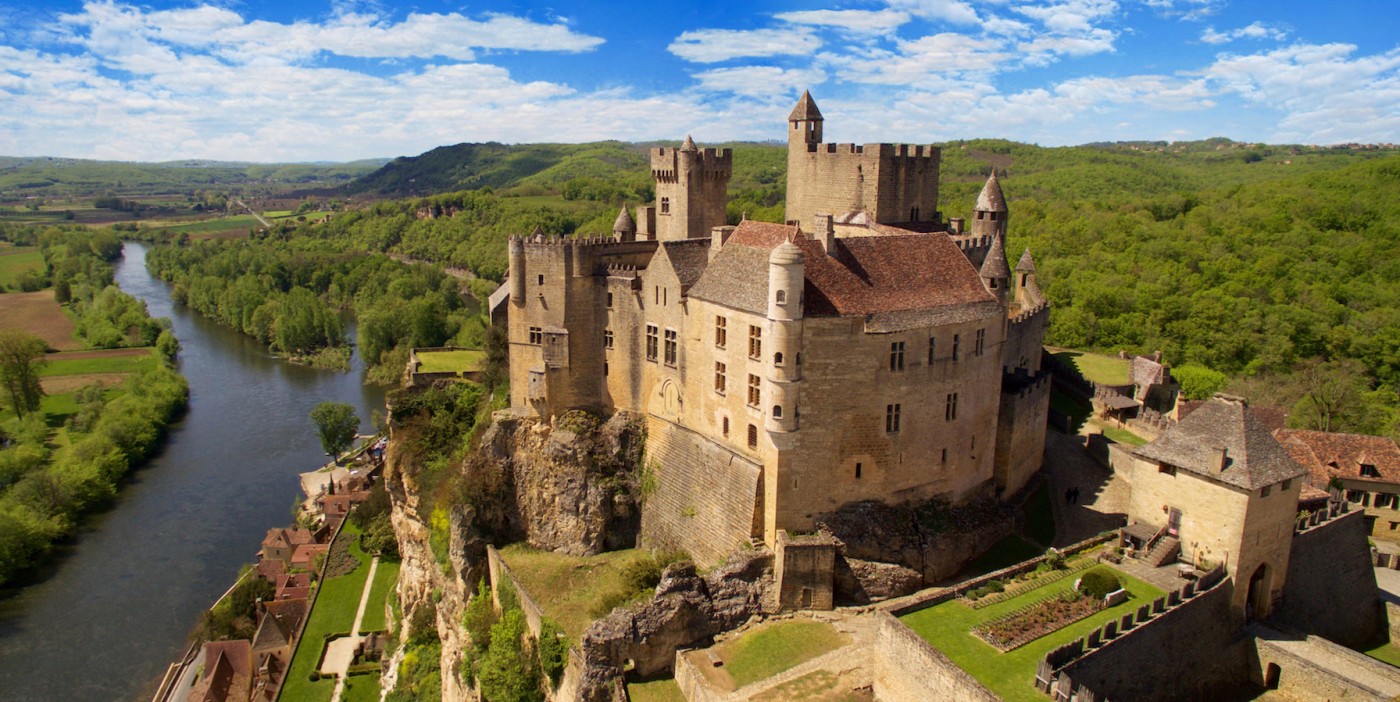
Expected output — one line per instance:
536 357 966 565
505 92 1051 564
1118 394 1307 619
1275 428 1400 539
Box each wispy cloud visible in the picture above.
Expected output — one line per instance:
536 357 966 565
774 9 911 34
668 27 822 63
1200 22 1288 45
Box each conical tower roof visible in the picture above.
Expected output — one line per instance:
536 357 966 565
980 230 1010 281
613 205 634 233
1016 248 1036 272
788 90 823 122
976 171 1007 212
680 135 698 152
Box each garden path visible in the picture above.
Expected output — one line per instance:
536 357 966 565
327 555 380 702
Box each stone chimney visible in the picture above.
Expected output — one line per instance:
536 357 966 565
636 205 656 241
812 213 835 255
949 217 964 234
710 225 735 261
1214 447 1229 473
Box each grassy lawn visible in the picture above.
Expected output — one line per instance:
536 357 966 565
900 566 1164 702
0 246 42 288
414 349 486 373
279 523 372 702
360 559 400 633
1023 484 1056 547
964 535 1045 578
41 348 156 376
153 215 259 234
1363 641 1400 668
1051 349 1131 385
716 620 847 689
1095 422 1149 446
499 545 657 641
627 678 686 702
341 673 382 702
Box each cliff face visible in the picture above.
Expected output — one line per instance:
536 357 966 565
385 409 648 699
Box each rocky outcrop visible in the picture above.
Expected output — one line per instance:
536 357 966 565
573 552 775 701
835 558 924 604
818 497 1015 585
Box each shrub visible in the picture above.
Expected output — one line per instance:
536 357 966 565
1077 568 1121 600
309 671 320 682
986 579 1005 593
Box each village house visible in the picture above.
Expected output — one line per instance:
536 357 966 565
187 639 252 702
505 91 1051 563
1275 428 1400 538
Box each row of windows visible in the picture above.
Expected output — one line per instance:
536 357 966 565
888 330 985 372
716 416 761 449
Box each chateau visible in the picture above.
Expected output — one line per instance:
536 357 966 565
505 92 1051 562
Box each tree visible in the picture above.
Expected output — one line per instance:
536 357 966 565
0 330 47 420
310 401 358 460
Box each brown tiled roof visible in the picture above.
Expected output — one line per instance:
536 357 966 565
253 599 307 654
1180 401 1288 432
190 640 252 702
688 220 997 319
255 559 286 581
1298 483 1331 505
1134 394 1305 490
1274 428 1400 487
1131 356 1166 387
660 239 712 291
1016 248 1036 272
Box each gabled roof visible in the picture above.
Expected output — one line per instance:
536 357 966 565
1131 356 1167 387
789 90 823 122
659 239 712 291
976 172 1007 212
686 219 997 318
1134 394 1306 490
190 640 252 702
252 598 307 653
1274 428 1400 487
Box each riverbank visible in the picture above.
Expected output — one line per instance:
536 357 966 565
0 242 387 702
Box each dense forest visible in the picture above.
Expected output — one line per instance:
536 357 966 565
0 156 388 197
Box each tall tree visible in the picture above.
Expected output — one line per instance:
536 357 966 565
0 330 47 420
310 401 359 461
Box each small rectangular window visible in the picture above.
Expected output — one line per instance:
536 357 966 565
645 324 658 362
928 337 936 365
945 392 958 421
749 325 762 360
747 424 758 449
663 328 678 367
528 326 542 345
661 197 671 215
722 416 730 437
890 341 905 371
714 362 727 394
603 329 614 349
975 328 986 356
715 316 727 348
855 462 862 479
606 292 613 308
537 274 544 286
1261 485 1272 498
603 361 609 377
747 374 761 408
886 403 901 433
952 334 960 361
941 448 947 464
1281 479 1292 490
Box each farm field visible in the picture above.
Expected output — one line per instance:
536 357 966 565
0 290 80 350
0 245 42 288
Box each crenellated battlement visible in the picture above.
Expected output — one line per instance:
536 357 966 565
1002 368 1051 400
1010 301 1050 326
952 234 992 251
650 146 733 184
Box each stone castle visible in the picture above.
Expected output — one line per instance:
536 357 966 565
505 91 1051 563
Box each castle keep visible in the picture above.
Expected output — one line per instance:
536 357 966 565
506 92 1051 563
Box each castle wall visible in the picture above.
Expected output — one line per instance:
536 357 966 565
870 612 1000 702
1002 303 1048 373
1250 630 1400 702
1275 509 1382 648
785 144 940 226
770 311 1004 541
994 372 1049 497
640 418 762 566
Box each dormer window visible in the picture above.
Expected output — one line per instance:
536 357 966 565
1362 464 1381 478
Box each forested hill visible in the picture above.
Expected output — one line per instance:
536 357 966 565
0 157 389 197
346 142 652 198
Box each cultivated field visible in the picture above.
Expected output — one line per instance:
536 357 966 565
0 290 80 350
0 245 43 288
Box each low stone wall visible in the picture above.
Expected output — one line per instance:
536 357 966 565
871 611 999 702
486 545 545 638
1042 568 1244 702
879 532 1113 617
673 648 725 702
1252 630 1400 702
1388 602 1400 643
1276 508 1381 649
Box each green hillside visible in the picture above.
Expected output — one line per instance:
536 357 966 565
0 157 389 196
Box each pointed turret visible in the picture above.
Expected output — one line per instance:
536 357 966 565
680 135 698 152
1014 247 1044 309
971 171 1008 241
980 229 1010 306
976 171 1007 213
788 90 823 122
788 90 823 150
612 205 635 241
1015 247 1036 272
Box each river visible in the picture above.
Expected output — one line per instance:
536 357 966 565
0 242 387 701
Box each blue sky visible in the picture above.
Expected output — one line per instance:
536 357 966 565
0 0 1395 161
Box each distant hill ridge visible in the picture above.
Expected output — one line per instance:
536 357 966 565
0 156 390 196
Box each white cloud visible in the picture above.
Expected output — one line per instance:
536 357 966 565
885 0 981 24
1015 0 1119 35
1018 28 1117 63
693 66 828 97
1140 0 1222 21
1200 22 1287 45
833 33 1009 85
774 9 911 34
668 27 822 63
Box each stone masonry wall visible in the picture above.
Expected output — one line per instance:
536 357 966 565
994 371 1049 497
641 418 762 566
1250 631 1400 702
1275 509 1382 648
871 611 999 702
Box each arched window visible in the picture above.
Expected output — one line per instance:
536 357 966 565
772 405 783 418
776 290 786 304
774 351 784 366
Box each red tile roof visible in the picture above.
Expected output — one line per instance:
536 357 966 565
1274 428 1400 487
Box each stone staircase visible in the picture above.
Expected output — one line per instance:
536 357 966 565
1145 536 1180 567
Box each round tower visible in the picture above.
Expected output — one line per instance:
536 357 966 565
971 171 1008 241
766 240 804 433
979 228 1011 307
508 236 525 304
612 205 635 242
